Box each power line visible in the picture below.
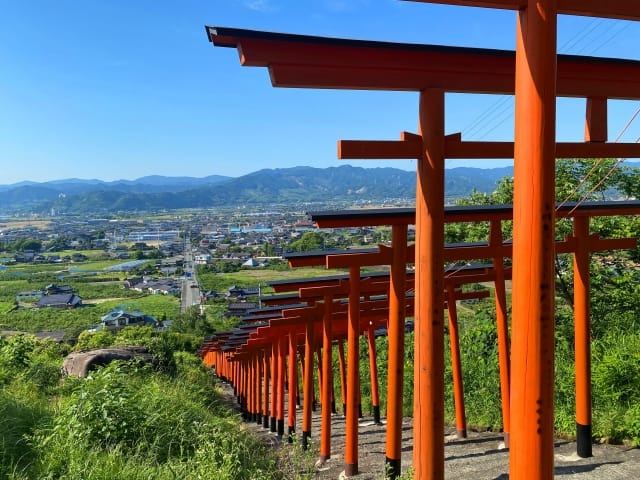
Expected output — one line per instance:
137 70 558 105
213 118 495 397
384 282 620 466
461 21 635 141
559 105 640 213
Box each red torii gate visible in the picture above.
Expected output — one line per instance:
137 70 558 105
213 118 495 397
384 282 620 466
214 272 489 463
206 7 640 476
283 250 497 458
201 204 639 478
306 202 640 476
201 202 640 477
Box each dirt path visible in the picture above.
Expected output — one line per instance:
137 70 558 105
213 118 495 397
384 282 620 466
218 382 640 479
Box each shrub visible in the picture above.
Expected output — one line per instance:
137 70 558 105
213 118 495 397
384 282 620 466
75 329 115 350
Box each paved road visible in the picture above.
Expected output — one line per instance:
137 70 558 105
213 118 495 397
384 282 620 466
180 238 201 313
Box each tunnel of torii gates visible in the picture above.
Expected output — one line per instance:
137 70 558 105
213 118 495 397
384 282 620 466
204 2 640 477
199 201 640 477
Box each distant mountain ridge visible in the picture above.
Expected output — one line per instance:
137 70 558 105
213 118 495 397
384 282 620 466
0 165 515 214
0 174 231 194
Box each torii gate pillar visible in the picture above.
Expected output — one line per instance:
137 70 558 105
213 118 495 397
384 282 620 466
511 2 557 479
413 88 446 479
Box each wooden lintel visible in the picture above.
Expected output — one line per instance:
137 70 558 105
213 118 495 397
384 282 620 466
444 244 512 261
288 256 326 268
589 236 637 252
445 139 513 159
338 139 422 160
444 137 640 160
299 281 349 298
282 306 319 319
326 248 393 268
403 0 640 21
559 234 636 254
556 143 640 159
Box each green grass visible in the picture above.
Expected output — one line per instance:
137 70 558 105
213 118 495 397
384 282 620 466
0 332 283 479
198 266 343 295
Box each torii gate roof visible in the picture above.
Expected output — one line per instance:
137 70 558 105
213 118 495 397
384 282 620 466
308 201 640 227
207 26 640 99
403 1 640 21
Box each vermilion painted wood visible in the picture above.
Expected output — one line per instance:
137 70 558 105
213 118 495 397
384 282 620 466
403 0 640 20
199 213 636 476
510 3 557 478
413 89 446 480
446 284 467 439
338 339 347 415
315 347 322 413
262 348 270 428
302 311 315 449
277 335 287 437
319 295 333 463
204 25 640 475
270 341 277 432
309 202 640 229
585 97 608 143
287 332 297 440
345 265 361 476
208 26 640 99
385 224 408 478
573 216 593 458
252 350 262 424
338 136 640 160
367 322 381 424
491 221 511 447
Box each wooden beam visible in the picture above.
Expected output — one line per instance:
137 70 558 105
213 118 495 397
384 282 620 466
209 27 640 99
339 132 640 160
403 0 640 20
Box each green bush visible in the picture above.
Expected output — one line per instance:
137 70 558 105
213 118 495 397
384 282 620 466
75 329 115 350
45 362 145 452
30 358 280 479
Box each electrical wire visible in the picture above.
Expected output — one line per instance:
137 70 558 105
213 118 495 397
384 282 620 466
566 136 640 216
557 104 640 211
461 20 634 141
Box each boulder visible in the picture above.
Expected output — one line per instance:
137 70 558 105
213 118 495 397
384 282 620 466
62 346 154 377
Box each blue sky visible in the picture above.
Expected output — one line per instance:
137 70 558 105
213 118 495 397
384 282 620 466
0 0 639 184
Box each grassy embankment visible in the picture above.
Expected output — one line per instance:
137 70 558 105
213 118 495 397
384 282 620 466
0 329 282 479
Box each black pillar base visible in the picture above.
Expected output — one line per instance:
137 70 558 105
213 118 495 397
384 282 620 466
345 462 358 477
331 399 337 414
577 422 593 458
373 405 381 424
277 419 285 438
262 415 269 429
256 413 262 425
302 431 311 450
270 417 277 433
288 425 295 443
358 403 363 419
385 457 401 479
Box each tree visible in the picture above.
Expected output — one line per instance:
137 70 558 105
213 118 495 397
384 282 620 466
288 231 325 252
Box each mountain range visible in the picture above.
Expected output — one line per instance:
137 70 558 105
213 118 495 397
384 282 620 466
0 165 514 214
